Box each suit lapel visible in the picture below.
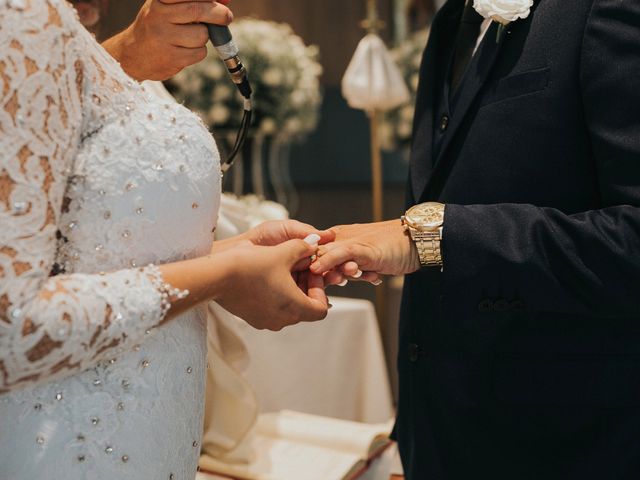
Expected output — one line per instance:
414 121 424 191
418 21 507 201
409 0 464 203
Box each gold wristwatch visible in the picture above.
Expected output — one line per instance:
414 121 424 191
401 202 445 267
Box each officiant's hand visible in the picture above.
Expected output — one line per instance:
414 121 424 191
311 221 421 277
102 0 233 81
214 240 329 330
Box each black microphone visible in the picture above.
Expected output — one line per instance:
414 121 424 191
207 24 252 100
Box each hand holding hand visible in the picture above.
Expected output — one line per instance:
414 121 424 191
218 220 380 286
102 0 234 81
214 239 328 331
211 219 335 256
311 220 421 278
244 220 335 248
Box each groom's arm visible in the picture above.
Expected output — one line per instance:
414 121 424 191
438 0 640 318
314 0 640 318
102 0 233 81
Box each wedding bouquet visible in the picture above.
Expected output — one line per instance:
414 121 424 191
379 28 430 151
171 18 323 141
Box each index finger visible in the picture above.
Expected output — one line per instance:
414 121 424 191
306 273 328 308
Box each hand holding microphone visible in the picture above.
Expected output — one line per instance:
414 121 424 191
102 0 234 81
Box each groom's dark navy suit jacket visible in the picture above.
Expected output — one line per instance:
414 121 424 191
394 0 640 478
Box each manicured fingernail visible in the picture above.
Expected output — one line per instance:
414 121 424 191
372 280 383 286
338 280 348 287
328 303 334 309
352 270 363 279
304 234 321 246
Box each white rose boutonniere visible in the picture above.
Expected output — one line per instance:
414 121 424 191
473 0 534 42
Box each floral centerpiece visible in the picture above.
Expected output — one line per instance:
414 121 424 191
170 18 323 141
379 28 430 152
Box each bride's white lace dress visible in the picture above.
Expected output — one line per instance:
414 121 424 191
0 1 221 478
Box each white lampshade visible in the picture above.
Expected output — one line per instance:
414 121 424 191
341 33 410 112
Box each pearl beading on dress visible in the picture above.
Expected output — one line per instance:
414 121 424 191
0 1 220 478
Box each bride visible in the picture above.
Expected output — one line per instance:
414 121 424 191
0 0 333 478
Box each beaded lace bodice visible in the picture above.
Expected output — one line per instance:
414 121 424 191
0 1 221 478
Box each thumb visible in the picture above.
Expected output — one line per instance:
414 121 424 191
278 239 317 265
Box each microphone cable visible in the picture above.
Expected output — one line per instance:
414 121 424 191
207 24 253 174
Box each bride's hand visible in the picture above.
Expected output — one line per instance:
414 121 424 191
211 220 335 255
245 220 335 247
213 240 329 331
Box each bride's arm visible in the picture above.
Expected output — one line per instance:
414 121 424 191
0 1 327 394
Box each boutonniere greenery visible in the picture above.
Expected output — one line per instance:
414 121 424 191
473 0 534 43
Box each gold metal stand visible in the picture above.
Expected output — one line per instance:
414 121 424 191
363 0 387 328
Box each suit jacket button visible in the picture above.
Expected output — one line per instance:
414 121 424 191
440 115 450 131
478 299 493 313
408 343 420 363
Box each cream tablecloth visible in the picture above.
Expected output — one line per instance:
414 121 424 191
228 296 394 424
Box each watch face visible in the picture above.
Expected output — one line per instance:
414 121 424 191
405 202 444 230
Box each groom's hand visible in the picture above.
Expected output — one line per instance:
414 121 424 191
102 0 234 81
311 220 421 277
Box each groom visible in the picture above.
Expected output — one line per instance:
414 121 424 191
313 0 640 478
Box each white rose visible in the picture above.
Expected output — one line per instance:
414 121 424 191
473 0 533 25
291 90 307 106
263 68 284 87
189 76 204 95
213 85 233 101
208 105 230 125
204 61 225 80
260 118 277 135
284 118 302 135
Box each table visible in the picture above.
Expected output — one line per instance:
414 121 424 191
228 296 394 424
196 444 404 480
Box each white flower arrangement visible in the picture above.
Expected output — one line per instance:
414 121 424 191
379 28 430 151
170 18 323 142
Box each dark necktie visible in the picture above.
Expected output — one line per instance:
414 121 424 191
450 1 484 93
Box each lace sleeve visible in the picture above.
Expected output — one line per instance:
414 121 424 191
0 0 182 393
